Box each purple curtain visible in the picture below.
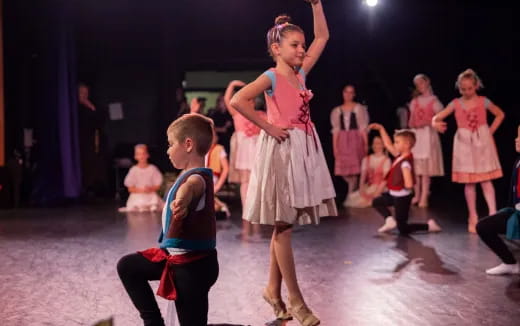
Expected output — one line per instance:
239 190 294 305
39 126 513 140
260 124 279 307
31 0 81 203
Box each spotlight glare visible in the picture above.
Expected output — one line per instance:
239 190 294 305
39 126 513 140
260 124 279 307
365 0 378 7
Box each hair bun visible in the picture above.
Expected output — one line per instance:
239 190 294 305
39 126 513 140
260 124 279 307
275 15 292 25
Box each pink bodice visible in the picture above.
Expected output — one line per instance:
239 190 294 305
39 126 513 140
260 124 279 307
233 111 265 137
366 155 387 185
453 96 487 132
264 69 314 135
409 97 437 128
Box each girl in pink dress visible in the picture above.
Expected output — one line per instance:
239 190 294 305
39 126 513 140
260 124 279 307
433 69 505 233
330 85 369 205
345 136 391 208
224 80 266 239
230 1 335 324
408 74 445 207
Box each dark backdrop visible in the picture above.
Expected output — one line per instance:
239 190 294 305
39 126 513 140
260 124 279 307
3 0 515 207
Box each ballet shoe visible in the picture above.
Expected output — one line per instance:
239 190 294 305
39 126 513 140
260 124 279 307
262 290 292 320
411 197 419 205
418 200 428 208
289 300 320 326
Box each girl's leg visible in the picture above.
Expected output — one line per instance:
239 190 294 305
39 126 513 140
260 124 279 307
264 229 291 319
464 183 478 233
239 170 260 238
419 175 431 207
272 223 303 302
266 230 283 297
117 253 165 326
239 170 250 216
342 175 359 204
480 180 497 216
273 223 319 324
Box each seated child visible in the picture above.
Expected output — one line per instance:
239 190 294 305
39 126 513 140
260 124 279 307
345 136 391 208
119 144 164 212
117 114 219 326
205 129 231 217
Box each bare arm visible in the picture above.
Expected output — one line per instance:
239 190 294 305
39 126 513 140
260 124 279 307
487 101 505 135
224 80 246 116
359 159 368 190
402 166 414 189
231 74 290 143
214 156 229 193
431 105 455 133
301 0 329 75
368 123 399 157
171 175 205 220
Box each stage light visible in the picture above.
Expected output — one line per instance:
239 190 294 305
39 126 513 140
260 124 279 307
364 0 379 7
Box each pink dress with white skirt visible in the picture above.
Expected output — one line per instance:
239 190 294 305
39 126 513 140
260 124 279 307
408 95 445 176
345 153 391 208
243 68 337 225
450 96 502 183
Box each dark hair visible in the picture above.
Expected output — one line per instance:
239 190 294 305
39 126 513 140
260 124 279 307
266 15 304 59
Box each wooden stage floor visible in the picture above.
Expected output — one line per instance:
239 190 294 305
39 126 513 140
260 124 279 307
1 199 519 326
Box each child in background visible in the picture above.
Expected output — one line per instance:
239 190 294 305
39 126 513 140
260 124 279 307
368 123 441 235
432 69 505 233
117 114 219 326
330 84 369 205
224 79 266 238
345 136 391 208
408 74 444 207
119 144 164 212
205 129 231 218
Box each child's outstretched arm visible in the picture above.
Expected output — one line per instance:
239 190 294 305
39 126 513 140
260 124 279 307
231 75 291 143
368 123 399 157
171 175 205 220
224 80 246 116
431 105 455 133
302 0 330 75
487 101 505 135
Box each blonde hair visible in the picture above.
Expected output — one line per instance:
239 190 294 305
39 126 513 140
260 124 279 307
412 73 432 98
394 129 416 148
167 113 214 156
266 15 304 60
455 68 484 90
